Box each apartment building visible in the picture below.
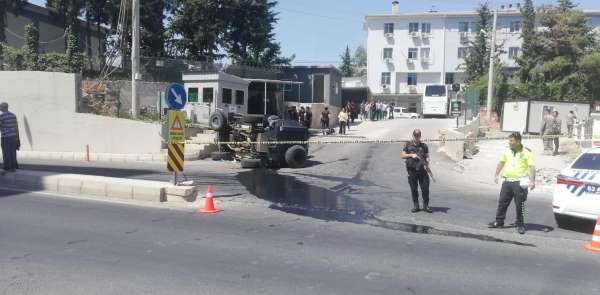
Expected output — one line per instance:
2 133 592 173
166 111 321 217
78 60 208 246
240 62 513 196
364 1 600 112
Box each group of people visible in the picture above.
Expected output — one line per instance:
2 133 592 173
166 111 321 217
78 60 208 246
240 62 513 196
541 109 578 156
288 106 313 128
401 129 535 235
360 101 394 121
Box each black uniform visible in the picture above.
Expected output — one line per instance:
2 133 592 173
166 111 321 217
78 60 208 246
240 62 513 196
403 141 430 208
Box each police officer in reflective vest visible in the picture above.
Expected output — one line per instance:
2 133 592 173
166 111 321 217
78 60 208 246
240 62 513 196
489 132 536 234
401 129 433 213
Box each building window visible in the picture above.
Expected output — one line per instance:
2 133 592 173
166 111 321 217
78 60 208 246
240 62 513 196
421 23 431 34
509 47 520 59
222 88 232 104
202 88 214 103
510 21 521 33
420 48 430 59
459 22 470 33
188 88 198 103
458 47 469 59
381 72 391 85
470 22 478 33
445 73 455 85
384 23 394 34
383 48 393 59
407 73 417 86
408 48 418 59
235 90 244 105
409 22 419 33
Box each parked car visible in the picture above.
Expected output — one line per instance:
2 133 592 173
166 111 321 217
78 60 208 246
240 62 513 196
553 148 600 227
393 107 419 119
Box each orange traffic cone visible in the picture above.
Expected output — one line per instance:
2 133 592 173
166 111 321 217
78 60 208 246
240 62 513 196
198 185 220 214
584 216 600 252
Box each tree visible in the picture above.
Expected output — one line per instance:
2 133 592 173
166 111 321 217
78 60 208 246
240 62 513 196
65 25 83 72
517 0 537 83
519 1 598 101
168 0 226 61
339 45 353 77
579 52 600 102
223 0 292 67
464 3 492 83
23 23 40 71
353 45 367 76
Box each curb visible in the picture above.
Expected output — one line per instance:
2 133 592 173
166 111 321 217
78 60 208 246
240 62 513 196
0 170 198 203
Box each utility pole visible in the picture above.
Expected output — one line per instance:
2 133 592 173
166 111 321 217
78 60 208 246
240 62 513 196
131 0 140 118
485 8 498 123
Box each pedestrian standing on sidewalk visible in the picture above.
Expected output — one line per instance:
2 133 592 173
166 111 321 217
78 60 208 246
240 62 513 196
321 107 330 135
338 108 348 135
400 129 433 213
0 102 20 172
298 107 306 126
345 106 352 131
489 132 536 235
567 110 577 138
541 109 553 155
550 111 562 156
305 107 313 128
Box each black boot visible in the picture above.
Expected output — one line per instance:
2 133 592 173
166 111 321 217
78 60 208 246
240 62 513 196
422 205 433 213
411 203 420 213
488 221 504 228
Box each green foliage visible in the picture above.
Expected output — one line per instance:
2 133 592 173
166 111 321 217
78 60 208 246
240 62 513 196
517 0 537 83
65 25 84 72
339 45 354 77
23 23 40 70
353 46 367 68
464 3 492 83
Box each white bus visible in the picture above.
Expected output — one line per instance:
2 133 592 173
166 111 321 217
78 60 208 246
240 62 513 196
422 85 449 118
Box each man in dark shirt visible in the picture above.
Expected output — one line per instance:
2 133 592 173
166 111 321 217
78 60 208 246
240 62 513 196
0 102 19 172
400 129 433 213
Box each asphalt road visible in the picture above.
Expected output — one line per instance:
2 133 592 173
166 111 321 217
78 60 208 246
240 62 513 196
3 118 600 294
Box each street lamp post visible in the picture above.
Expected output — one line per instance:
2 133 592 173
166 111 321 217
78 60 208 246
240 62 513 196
486 8 498 123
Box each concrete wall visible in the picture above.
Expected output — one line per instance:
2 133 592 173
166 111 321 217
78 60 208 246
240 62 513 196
0 71 162 154
102 80 170 110
441 116 480 162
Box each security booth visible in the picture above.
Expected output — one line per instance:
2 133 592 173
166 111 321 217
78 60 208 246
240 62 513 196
245 79 303 118
182 71 250 124
501 100 591 134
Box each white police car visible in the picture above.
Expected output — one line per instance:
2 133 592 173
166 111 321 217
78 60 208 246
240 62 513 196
553 148 600 226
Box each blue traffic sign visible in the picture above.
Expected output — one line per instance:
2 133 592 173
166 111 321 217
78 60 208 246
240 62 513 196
166 84 187 110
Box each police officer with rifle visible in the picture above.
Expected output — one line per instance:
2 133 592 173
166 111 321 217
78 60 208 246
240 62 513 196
401 129 434 213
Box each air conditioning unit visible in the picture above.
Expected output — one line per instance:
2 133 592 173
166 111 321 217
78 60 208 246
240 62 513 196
460 32 470 39
420 33 431 39
384 58 393 63
410 31 420 38
407 58 416 64
384 32 394 38
420 58 431 64
408 85 418 94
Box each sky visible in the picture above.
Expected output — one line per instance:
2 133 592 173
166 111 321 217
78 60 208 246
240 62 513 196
28 0 599 66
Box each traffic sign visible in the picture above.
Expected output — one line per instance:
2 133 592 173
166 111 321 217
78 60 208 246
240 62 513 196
166 84 187 110
451 101 462 116
167 143 185 172
168 110 186 144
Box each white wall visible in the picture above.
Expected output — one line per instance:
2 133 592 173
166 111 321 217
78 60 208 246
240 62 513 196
0 71 162 154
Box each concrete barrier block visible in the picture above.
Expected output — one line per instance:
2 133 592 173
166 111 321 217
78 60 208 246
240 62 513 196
58 178 83 194
81 180 107 197
61 152 75 161
152 154 167 162
165 186 197 202
106 182 134 200
110 154 127 162
98 153 112 162
133 186 166 202
50 152 63 160
125 154 140 162
139 154 154 162
73 153 86 161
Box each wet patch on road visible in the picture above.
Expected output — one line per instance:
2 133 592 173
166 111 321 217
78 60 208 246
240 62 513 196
237 169 535 247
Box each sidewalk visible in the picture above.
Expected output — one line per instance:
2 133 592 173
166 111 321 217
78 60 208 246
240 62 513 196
456 132 580 193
